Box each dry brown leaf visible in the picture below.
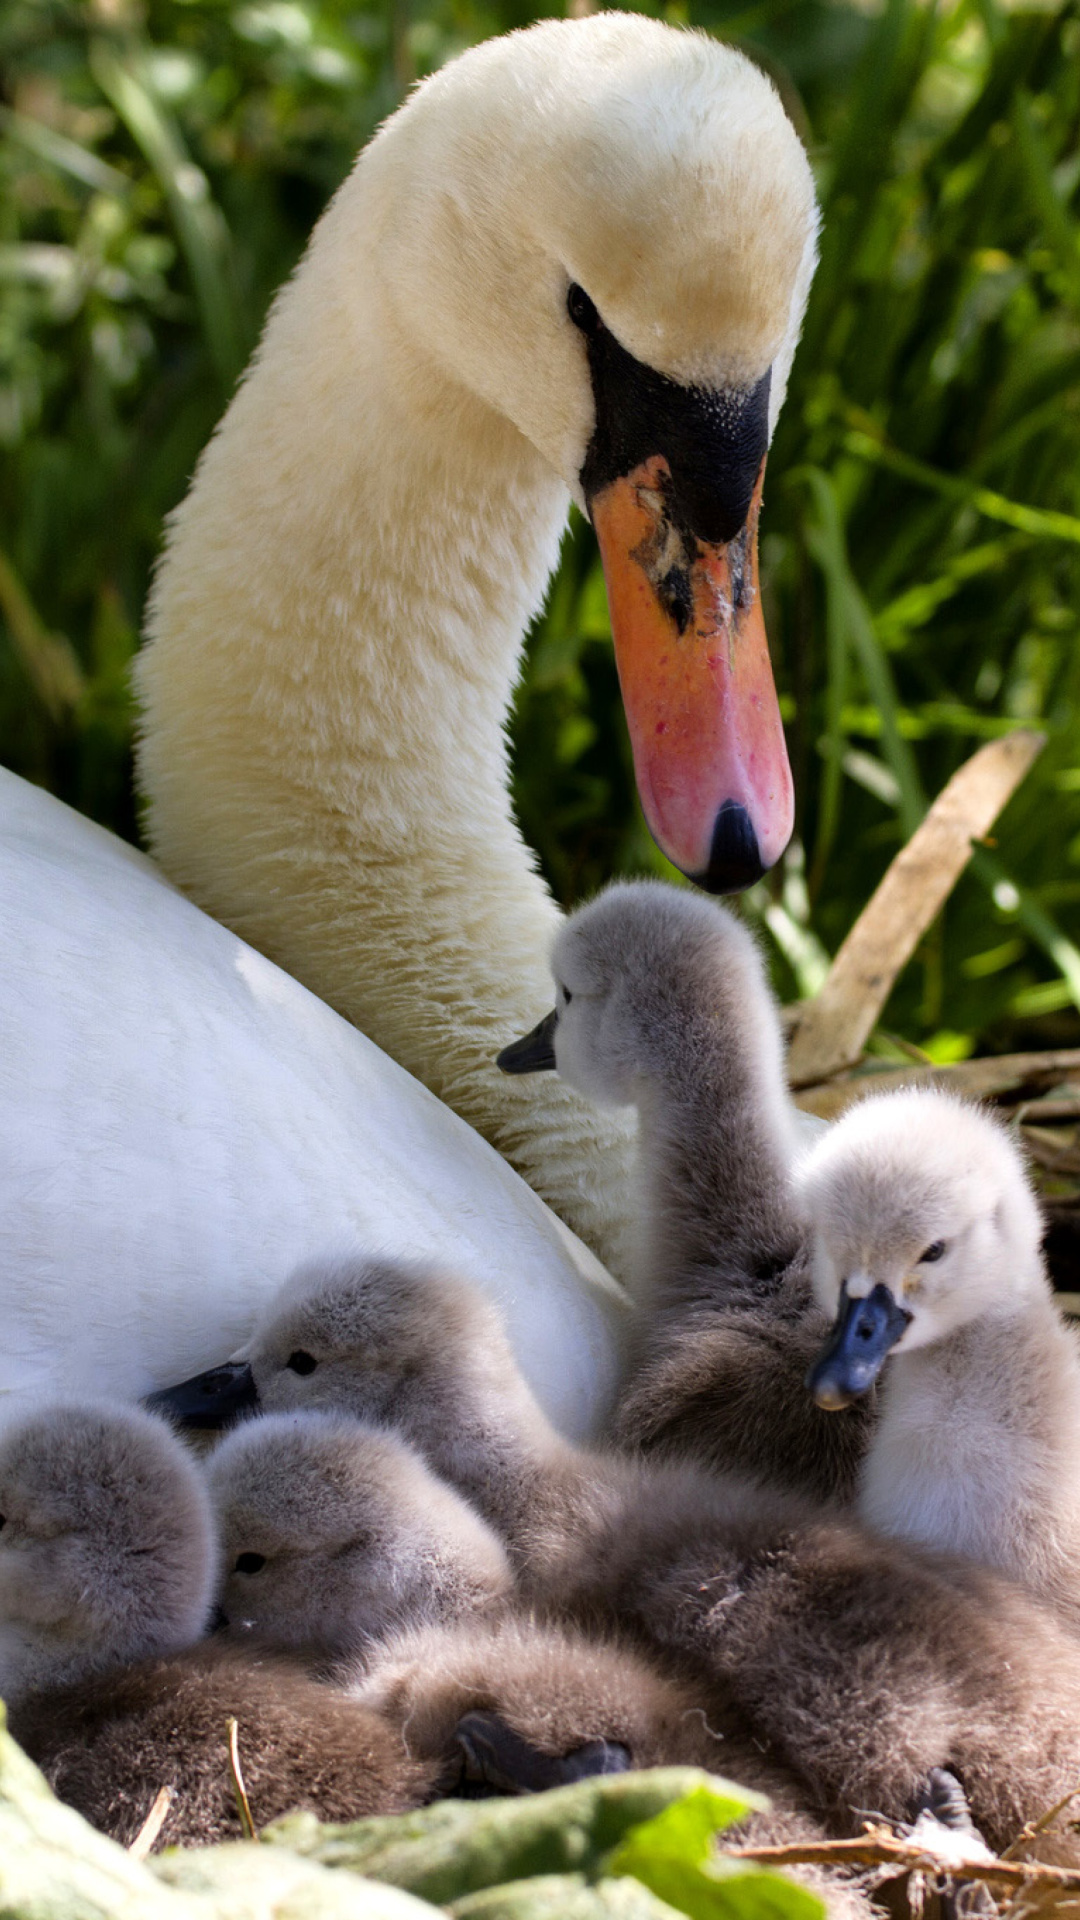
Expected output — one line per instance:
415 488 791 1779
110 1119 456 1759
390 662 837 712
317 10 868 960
786 731 1046 1089
793 1048 1080 1123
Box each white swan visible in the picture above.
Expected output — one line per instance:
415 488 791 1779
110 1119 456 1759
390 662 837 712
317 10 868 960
0 13 815 1418
136 11 818 1274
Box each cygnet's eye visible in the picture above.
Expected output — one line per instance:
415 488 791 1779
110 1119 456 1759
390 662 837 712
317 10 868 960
235 1551 266 1574
567 283 600 335
0 1515 5 1532
919 1241 947 1265
561 987 573 1006
286 1350 318 1376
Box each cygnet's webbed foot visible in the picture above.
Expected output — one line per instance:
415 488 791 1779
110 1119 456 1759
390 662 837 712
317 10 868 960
909 1768 986 1843
448 1710 631 1798
903 1769 996 1920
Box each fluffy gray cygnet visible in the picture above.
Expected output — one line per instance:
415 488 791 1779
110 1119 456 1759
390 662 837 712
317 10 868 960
163 1252 1080 1853
207 1409 513 1657
0 1401 216 1703
799 1086 1080 1624
500 879 873 1501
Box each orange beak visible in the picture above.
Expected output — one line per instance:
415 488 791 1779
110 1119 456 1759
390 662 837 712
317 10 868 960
591 454 793 891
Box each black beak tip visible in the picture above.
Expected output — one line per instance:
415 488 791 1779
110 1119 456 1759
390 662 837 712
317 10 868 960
144 1360 259 1432
689 801 767 896
496 1008 559 1075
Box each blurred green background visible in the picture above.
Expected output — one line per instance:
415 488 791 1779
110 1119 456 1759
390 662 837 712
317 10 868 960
2 0 1079 1061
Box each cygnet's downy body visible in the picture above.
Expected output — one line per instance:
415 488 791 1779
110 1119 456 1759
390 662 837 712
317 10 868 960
12 1640 440 1848
0 1402 216 1703
799 1087 1080 1620
499 879 872 1501
207 1410 513 1658
158 1254 1080 1850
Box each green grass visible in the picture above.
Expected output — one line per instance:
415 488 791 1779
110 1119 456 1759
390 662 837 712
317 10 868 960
2 0 1079 1059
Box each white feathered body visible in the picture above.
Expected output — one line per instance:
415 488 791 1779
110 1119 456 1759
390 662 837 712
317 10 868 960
861 1303 1080 1620
0 768 626 1437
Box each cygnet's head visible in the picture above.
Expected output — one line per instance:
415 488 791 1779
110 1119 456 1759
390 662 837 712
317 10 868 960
498 881 792 1134
148 1257 546 1475
246 1257 523 1435
0 1402 217 1701
208 1409 512 1656
797 1090 1046 1408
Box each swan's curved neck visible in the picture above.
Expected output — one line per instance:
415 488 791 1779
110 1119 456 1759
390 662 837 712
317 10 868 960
138 179 635 1279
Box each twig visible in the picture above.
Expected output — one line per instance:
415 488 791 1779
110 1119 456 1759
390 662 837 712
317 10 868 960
1002 1785 1080 1861
127 1784 174 1859
724 1830 1080 1893
226 1716 256 1839
794 1047 1080 1122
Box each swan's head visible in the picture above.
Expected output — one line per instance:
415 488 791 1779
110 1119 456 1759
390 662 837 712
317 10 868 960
797 1091 1047 1409
207 1410 511 1656
354 14 817 889
0 1402 217 1701
498 879 792 1134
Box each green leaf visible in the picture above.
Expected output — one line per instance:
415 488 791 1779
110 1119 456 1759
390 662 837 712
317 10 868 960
266 1769 734 1909
605 1790 824 1920
450 1871 687 1919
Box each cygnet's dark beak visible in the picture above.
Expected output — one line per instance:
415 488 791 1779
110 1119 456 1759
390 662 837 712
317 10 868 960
496 1008 558 1075
144 1360 259 1431
807 1283 912 1410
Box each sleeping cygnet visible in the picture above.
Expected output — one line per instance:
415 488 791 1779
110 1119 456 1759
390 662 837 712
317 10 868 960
206 1410 513 1659
799 1086 1080 1622
497 879 873 1502
354 1614 882 1920
0 1401 216 1703
12 1640 441 1848
11 1409 509 1846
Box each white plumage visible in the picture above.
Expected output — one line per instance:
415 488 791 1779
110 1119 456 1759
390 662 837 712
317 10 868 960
0 768 626 1435
1 13 817 1420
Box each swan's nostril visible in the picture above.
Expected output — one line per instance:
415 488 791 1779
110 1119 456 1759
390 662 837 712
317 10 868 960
694 801 765 895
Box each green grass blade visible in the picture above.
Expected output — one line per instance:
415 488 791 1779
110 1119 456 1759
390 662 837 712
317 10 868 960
801 467 926 843
842 427 1080 549
970 849 1080 1016
89 40 244 389
1009 87 1080 316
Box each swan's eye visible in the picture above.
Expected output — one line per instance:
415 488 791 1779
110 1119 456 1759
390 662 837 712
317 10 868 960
235 1551 266 1574
567 283 600 335
286 1350 318 1375
920 1241 947 1264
